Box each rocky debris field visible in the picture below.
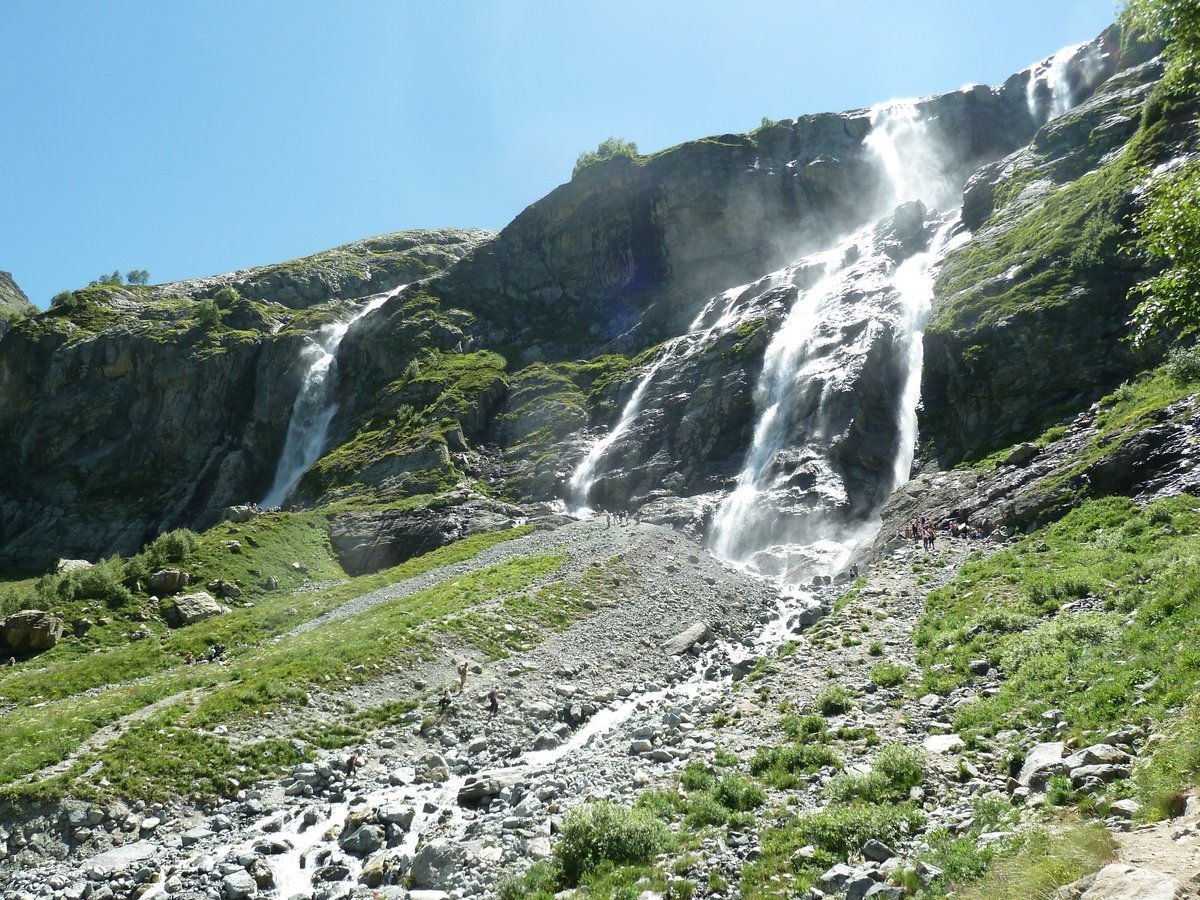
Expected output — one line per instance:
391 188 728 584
1 519 1195 900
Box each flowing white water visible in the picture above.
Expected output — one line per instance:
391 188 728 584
260 289 401 508
1026 42 1086 123
708 102 962 580
567 287 752 512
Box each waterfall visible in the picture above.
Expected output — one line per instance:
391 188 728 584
707 103 964 580
1025 42 1086 123
260 289 400 508
566 289 748 512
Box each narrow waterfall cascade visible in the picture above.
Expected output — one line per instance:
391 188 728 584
566 286 761 512
260 289 401 508
1026 42 1091 122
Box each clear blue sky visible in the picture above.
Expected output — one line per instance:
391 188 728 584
2 1 1118 308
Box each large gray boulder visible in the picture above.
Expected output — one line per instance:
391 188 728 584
162 591 225 628
1065 863 1180 899
663 622 712 656
410 839 462 889
1017 741 1067 790
147 569 190 595
1 609 63 653
54 558 93 574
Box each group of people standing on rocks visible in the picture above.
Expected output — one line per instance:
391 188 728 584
597 504 638 528
902 513 1009 549
437 660 502 718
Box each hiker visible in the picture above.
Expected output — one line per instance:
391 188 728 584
438 689 454 713
457 661 468 691
487 685 502 716
347 750 365 778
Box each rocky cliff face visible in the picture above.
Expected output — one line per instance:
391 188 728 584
920 55 1195 463
0 271 35 338
0 230 489 570
0 27 1177 574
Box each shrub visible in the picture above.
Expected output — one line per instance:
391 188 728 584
782 713 828 741
816 684 854 715
497 860 561 900
681 761 714 793
1165 344 1200 384
825 744 926 803
683 793 730 829
869 661 909 687
750 743 841 788
573 137 639 177
554 801 671 887
713 774 766 812
635 789 684 821
38 556 133 609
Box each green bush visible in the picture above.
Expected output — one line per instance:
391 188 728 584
497 860 561 900
869 661 909 687
1165 344 1200 384
825 744 926 803
573 137 640 177
681 761 715 792
554 801 672 887
816 683 854 715
713 774 765 812
37 556 133 610
750 743 841 788
126 528 199 586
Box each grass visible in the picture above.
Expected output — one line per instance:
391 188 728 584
0 525 554 803
953 822 1116 900
915 494 1200 745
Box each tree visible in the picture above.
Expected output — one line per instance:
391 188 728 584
573 137 640 177
90 270 122 287
1122 0 1200 85
126 269 150 285
196 299 222 329
1121 0 1200 343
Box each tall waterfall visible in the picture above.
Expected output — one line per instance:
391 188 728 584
707 103 963 579
260 290 399 508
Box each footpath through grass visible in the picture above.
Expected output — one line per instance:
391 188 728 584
0 524 548 806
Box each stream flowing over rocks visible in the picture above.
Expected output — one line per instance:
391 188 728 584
7 517 1176 900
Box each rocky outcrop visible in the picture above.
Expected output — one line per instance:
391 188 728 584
329 497 523 576
0 610 63 654
153 229 495 311
162 592 225 628
921 54 1185 464
0 272 35 336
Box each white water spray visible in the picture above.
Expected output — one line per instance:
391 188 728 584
566 287 754 512
260 289 401 508
1026 42 1087 123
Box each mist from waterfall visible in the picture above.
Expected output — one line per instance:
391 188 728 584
1026 42 1087 122
707 102 960 580
260 290 398 508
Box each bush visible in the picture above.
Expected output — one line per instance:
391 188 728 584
869 661 909 687
38 556 133 609
681 761 715 793
826 744 926 803
750 743 841 788
713 774 766 812
573 137 639 177
1165 344 1200 384
497 860 561 900
126 528 198 587
554 801 672 887
816 683 854 715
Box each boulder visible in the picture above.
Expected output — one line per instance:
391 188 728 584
147 569 190 595
1063 744 1130 770
1 610 63 653
339 824 385 856
162 592 226 628
221 870 257 900
54 558 93 574
225 505 258 523
410 838 462 889
1070 863 1180 899
1017 741 1066 790
1004 443 1039 466
663 622 712 656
